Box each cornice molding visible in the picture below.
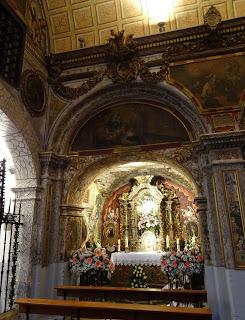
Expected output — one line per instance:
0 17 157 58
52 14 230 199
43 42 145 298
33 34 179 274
39 152 69 169
47 18 245 72
195 130 245 152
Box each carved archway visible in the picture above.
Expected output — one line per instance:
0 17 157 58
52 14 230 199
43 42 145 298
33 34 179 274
0 81 40 298
65 151 199 207
47 81 209 154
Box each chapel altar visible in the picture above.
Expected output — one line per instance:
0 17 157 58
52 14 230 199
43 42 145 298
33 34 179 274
101 175 199 254
110 252 167 288
111 252 162 267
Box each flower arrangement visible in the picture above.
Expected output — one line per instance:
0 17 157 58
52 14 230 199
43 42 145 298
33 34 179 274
68 246 115 275
130 265 148 288
138 210 159 232
161 248 204 277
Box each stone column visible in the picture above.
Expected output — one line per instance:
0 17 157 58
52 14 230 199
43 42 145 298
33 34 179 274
30 152 69 298
194 131 245 320
11 186 42 298
194 197 211 263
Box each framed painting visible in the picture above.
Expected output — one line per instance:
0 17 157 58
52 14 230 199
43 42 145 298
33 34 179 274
71 103 190 152
171 54 245 112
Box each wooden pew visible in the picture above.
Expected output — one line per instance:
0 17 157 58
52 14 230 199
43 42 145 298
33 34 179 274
16 298 212 320
55 285 207 306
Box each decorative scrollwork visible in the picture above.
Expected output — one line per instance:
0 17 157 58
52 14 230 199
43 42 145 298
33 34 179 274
53 71 105 100
106 30 169 85
50 30 170 99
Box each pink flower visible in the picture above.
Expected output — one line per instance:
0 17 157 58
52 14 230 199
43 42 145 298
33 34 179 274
95 260 102 268
197 255 204 262
109 262 115 272
86 257 93 265
172 260 178 268
185 261 191 268
161 260 167 267
95 249 102 257
72 256 78 264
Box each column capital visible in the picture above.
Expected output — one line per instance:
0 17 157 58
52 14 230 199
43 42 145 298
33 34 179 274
194 130 245 154
60 204 84 217
12 186 43 201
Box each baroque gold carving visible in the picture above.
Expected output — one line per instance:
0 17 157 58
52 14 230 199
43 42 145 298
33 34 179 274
106 30 169 84
204 6 222 30
53 71 105 100
51 30 169 99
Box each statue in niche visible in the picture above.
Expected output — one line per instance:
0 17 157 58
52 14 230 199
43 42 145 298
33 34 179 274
186 221 199 241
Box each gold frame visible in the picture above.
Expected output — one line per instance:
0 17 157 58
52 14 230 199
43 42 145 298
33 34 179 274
222 170 245 269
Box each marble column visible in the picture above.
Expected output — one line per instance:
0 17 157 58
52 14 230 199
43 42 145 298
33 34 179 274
11 186 42 299
194 131 245 320
30 152 69 298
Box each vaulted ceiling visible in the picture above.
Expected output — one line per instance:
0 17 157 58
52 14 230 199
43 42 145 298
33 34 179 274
42 0 245 53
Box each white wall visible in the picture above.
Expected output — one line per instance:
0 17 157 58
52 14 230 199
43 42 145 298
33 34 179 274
205 265 245 320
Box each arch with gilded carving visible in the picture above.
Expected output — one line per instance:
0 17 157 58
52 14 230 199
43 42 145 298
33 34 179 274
47 81 209 154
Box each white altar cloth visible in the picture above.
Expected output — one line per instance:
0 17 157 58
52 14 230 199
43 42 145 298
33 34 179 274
111 252 162 266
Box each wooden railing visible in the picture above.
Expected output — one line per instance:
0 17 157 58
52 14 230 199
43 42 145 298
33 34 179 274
55 285 207 307
16 298 212 320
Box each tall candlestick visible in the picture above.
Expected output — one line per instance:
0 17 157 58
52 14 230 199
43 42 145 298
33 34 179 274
125 236 128 248
166 235 170 249
176 238 180 251
118 239 121 252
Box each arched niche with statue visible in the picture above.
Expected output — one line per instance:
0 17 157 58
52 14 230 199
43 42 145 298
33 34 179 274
126 176 163 251
118 175 184 252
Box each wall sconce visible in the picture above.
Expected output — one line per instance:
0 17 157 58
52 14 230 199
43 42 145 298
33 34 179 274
158 22 165 33
78 37 86 48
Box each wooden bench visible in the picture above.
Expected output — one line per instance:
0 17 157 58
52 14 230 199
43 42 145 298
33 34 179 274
16 298 212 320
55 285 207 306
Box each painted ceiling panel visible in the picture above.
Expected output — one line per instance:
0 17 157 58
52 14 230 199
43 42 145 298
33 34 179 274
41 0 245 53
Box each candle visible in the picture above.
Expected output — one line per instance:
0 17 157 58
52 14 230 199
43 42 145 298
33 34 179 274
125 236 128 248
176 238 180 251
192 235 196 246
118 239 121 252
166 235 170 249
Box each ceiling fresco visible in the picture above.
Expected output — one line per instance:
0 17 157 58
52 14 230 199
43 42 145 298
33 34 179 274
92 161 197 196
41 0 245 53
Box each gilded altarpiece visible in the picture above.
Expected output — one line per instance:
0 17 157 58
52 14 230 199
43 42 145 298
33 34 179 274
223 171 245 268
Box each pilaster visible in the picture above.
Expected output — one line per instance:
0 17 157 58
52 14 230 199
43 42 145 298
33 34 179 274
11 186 42 298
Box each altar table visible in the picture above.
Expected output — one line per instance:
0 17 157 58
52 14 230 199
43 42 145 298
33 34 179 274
111 252 162 266
110 252 166 287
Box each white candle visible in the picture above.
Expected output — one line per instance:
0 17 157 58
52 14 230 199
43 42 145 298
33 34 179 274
125 236 128 248
166 235 170 249
176 238 180 251
118 239 121 252
192 235 196 246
